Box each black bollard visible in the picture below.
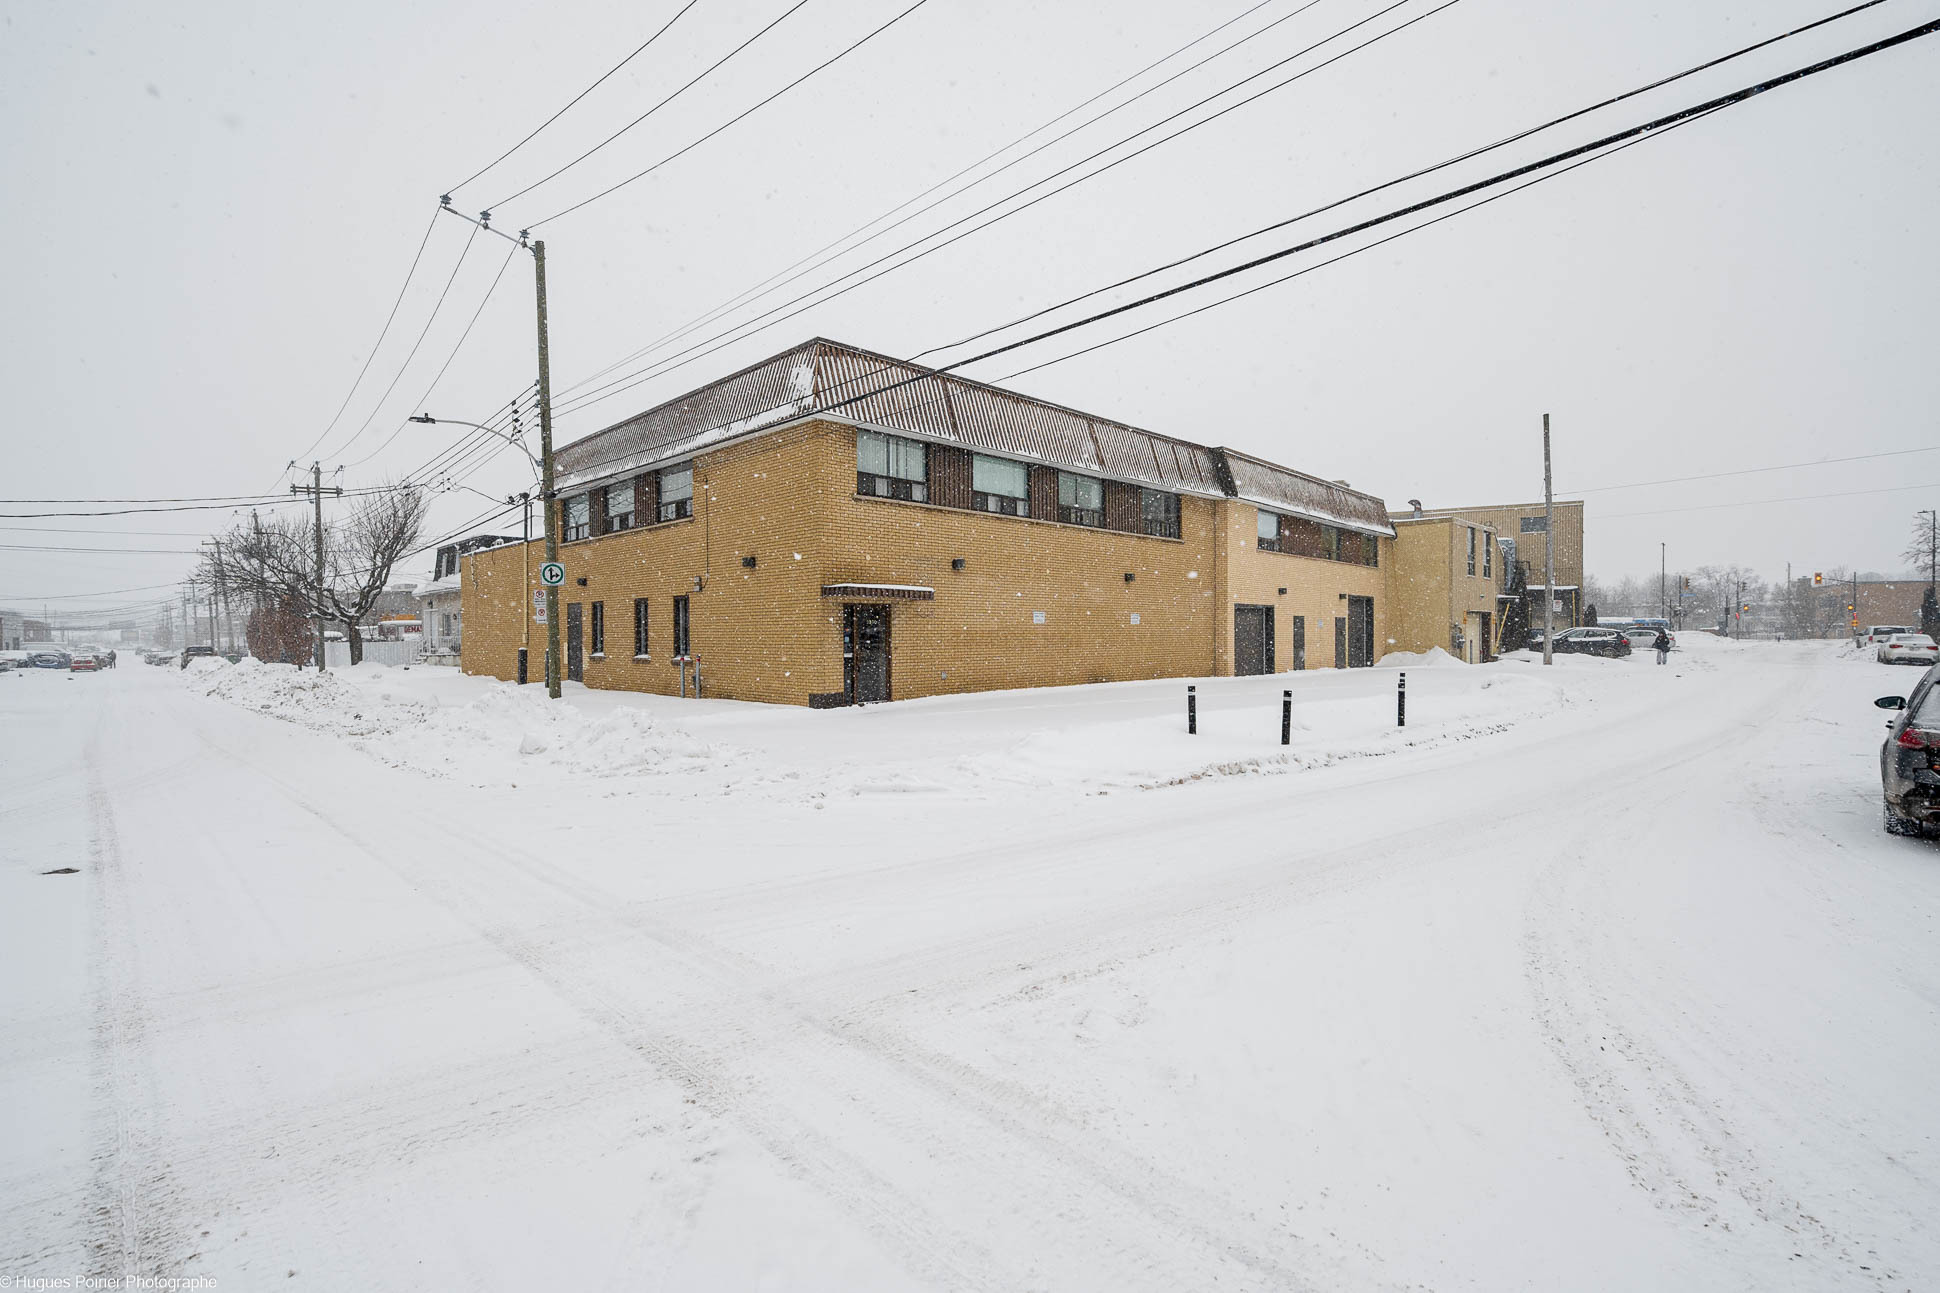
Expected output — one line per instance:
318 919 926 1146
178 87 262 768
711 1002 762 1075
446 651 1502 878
1281 690 1292 745
1397 671 1407 727
1188 684 1197 734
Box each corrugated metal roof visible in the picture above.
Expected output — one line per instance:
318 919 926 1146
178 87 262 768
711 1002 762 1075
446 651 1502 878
1218 449 1395 537
551 340 1389 525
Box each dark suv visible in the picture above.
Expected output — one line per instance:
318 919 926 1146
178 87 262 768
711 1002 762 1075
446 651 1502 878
179 645 219 669
1877 663 1940 836
1548 627 1632 658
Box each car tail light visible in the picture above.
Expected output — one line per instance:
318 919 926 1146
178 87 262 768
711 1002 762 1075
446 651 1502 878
1900 728 1932 750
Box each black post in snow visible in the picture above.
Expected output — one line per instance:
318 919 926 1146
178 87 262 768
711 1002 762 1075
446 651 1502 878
1397 671 1407 728
1188 684 1197 735
1281 689 1292 745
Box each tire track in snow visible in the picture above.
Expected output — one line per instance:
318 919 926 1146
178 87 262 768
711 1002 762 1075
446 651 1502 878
1519 659 1894 1287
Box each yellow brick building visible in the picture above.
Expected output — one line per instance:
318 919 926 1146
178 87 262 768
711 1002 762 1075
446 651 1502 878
1385 514 1501 661
461 339 1403 705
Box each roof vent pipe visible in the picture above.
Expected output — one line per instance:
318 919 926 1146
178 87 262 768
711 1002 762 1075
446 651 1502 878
1408 498 1423 517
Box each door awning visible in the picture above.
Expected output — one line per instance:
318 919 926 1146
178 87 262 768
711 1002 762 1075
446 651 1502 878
820 583 935 601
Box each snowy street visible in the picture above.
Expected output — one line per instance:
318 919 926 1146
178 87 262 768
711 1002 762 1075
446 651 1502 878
3 639 1937 1290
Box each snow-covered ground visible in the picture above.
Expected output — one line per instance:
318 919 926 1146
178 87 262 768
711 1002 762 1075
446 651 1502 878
2 636 1936 1290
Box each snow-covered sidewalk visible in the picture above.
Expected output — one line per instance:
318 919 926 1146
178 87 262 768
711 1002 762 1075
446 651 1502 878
2 638 1936 1290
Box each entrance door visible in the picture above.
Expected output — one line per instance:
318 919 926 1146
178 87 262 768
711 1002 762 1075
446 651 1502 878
1346 596 1375 668
1291 615 1306 671
1234 604 1274 675
843 604 891 703
1480 611 1493 663
565 602 584 682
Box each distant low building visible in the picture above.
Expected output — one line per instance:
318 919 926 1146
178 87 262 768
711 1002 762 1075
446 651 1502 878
0 609 22 650
418 535 520 662
1394 500 1586 649
1385 513 1502 661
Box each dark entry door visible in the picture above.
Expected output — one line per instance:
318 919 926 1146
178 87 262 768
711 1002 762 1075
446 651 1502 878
1347 595 1375 668
565 602 584 682
1291 615 1306 670
1234 604 1274 675
844 604 891 703
1480 610 1493 663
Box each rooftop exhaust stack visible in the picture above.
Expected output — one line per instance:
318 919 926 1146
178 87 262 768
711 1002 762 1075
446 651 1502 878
1408 499 1423 517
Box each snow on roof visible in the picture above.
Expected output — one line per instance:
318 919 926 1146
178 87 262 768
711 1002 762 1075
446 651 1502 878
819 583 936 600
1219 449 1395 537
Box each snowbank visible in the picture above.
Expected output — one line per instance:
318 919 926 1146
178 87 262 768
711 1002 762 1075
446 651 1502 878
1374 646 1462 668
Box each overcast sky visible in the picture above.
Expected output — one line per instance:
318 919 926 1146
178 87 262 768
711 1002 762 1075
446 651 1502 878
4 0 1936 624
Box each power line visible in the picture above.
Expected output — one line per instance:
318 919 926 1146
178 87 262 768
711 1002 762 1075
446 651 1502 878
322 218 482 461
1564 445 1939 493
0 492 333 505
0 544 204 555
444 0 704 195
491 0 815 212
0 582 186 601
548 0 1454 419
826 16 1940 413
287 203 445 468
556 0 1308 398
0 526 231 536
1601 481 1940 520
0 493 387 520
912 0 1900 364
526 0 938 228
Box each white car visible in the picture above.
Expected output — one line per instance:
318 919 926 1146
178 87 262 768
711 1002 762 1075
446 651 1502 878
1877 633 1939 665
1864 625 1918 646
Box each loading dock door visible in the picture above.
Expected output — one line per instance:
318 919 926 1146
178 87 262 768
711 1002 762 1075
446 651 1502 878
1234 604 1274 676
843 604 891 704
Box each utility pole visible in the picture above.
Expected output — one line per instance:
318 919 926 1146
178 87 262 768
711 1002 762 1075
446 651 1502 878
1542 413 1555 667
291 462 342 671
1660 542 1667 623
533 238 563 701
514 490 533 674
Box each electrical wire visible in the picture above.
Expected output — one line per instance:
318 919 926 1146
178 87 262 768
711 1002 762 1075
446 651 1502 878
0 492 391 520
490 0 815 212
557 0 1312 397
1601 481 1940 520
444 0 704 195
912 0 1902 364
527 0 936 228
549 0 1454 419
0 544 206 555
1563 445 1939 493
322 219 481 461
286 203 444 468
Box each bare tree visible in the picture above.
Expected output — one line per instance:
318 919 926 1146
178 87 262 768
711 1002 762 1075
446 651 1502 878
322 487 427 664
1904 510 1939 586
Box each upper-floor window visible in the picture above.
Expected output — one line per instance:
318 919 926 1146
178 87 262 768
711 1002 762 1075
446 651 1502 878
1520 515 1547 533
658 464 693 522
564 494 591 542
1321 524 1342 562
1256 508 1281 552
972 454 1030 517
1058 472 1104 527
606 482 635 532
856 430 928 502
1483 534 1492 578
1141 489 1180 539
435 547 457 579
1467 526 1477 576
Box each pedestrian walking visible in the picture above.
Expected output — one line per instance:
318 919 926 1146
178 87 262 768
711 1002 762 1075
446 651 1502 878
1654 631 1670 665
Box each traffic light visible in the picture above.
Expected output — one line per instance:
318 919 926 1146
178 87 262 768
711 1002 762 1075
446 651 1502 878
1741 604 1751 614
1812 572 1824 587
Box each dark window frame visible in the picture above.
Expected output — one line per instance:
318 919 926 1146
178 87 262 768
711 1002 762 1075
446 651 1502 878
1520 515 1548 533
673 594 690 657
1256 508 1281 553
658 464 693 523
590 601 605 656
1467 527 1477 576
1056 471 1105 528
1139 489 1180 539
971 454 1030 518
633 597 649 658
605 484 635 533
856 430 929 503
563 494 592 542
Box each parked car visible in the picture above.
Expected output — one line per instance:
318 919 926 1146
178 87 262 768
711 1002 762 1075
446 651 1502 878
179 645 219 669
28 651 69 669
1622 625 1675 650
69 653 100 672
1877 663 1940 835
1548 627 1632 658
1863 625 1918 646
143 650 176 666
1878 633 1940 666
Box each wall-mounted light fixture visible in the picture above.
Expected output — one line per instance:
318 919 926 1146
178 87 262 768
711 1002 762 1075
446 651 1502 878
741 555 757 568
951 558 966 571
575 577 588 587
1123 572 1135 583
1278 587 1287 596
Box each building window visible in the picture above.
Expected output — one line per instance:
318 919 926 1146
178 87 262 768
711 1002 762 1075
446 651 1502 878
563 495 591 541
1520 515 1547 533
1483 534 1492 578
1256 508 1281 552
1365 535 1379 568
856 429 928 502
1139 489 1179 539
673 594 690 657
658 464 693 522
1467 527 1477 576
972 454 1030 517
590 601 605 655
633 597 649 657
606 483 635 532
1057 472 1104 527
1321 524 1342 562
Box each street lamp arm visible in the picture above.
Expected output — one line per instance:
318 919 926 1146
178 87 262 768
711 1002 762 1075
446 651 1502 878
409 414 541 476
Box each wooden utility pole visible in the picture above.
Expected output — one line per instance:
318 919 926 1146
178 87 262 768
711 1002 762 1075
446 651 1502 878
533 239 563 701
291 462 342 670
1542 413 1555 667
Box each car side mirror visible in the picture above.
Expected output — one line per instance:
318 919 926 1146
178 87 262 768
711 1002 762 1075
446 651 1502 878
1875 696 1906 710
